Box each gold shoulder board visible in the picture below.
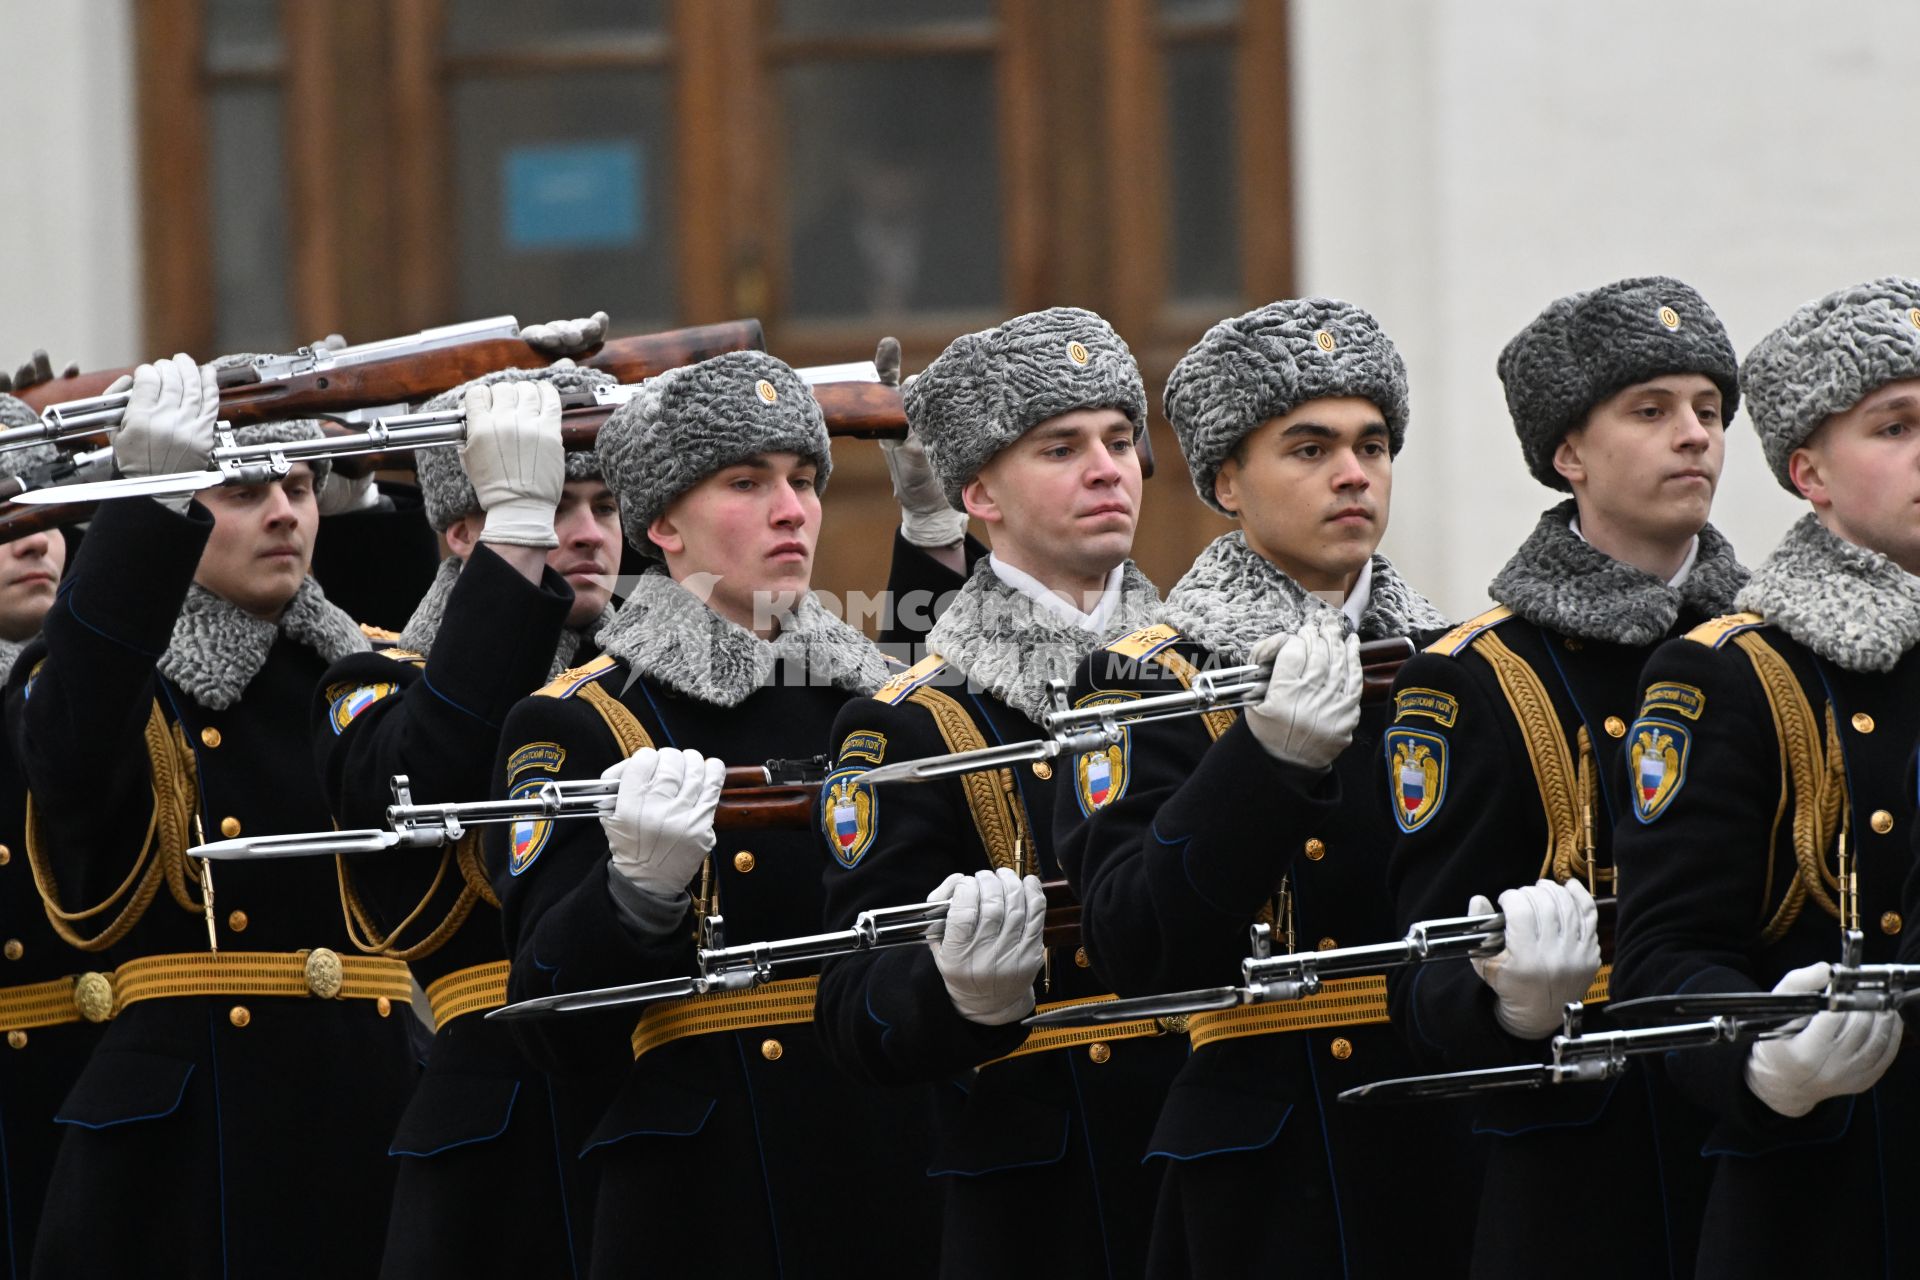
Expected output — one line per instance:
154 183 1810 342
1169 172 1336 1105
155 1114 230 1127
1426 606 1514 658
359 622 403 644
875 655 948 706
1105 623 1182 660
1684 612 1765 649
534 654 619 700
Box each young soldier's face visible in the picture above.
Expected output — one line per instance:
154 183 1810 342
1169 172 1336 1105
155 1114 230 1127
0 527 64 643
650 451 821 625
550 479 623 627
963 408 1141 581
1554 374 1724 544
1214 397 1391 595
192 462 320 621
1790 377 1920 574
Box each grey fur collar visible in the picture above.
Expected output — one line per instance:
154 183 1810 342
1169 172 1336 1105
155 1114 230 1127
1490 500 1747 647
595 570 890 707
1163 531 1445 661
1736 514 1920 673
926 558 1161 723
159 578 367 710
0 639 25 685
397 555 615 681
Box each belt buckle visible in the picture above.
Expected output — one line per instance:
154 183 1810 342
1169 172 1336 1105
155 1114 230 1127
304 948 344 999
73 971 114 1023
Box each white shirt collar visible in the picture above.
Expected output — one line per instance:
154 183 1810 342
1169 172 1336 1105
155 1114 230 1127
1340 558 1373 632
1569 515 1698 589
987 553 1124 631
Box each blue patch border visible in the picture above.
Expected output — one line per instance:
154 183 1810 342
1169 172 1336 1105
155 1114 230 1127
1628 715 1691 825
1384 726 1448 834
506 776 556 876
821 765 878 869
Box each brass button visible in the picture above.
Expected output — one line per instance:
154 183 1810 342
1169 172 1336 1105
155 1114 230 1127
1871 810 1895 835
1304 838 1326 862
1882 911 1903 936
760 1038 783 1061
376 996 393 1018
229 1005 251 1028
1330 1037 1354 1061
1604 716 1626 738
1073 946 1091 969
74 972 114 1023
1563 637 1583 651
1317 937 1337 951
5 1031 24 1050
304 947 345 999
1852 713 1875 734
200 727 222 748
219 816 241 838
1031 761 1053 780
226 910 248 933
0 844 12 866
1088 1041 1112 1064
2 940 20 962
732 851 756 873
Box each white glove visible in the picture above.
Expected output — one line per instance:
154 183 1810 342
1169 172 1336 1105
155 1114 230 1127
112 354 217 512
1244 615 1361 769
1469 878 1602 1040
461 380 564 548
927 868 1047 1026
1744 962 1902 1118
601 748 727 898
316 468 380 516
521 310 609 356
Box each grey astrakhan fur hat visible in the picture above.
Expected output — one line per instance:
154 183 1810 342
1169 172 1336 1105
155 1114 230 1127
1163 297 1410 515
1742 276 1920 494
230 419 333 488
904 307 1148 511
416 364 615 531
597 350 830 556
1497 276 1739 492
0 394 55 482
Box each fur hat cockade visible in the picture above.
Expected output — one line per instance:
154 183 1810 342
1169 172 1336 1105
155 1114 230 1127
904 307 1147 511
1163 298 1410 515
1497 277 1739 492
596 351 831 557
1742 276 1920 494
416 363 615 532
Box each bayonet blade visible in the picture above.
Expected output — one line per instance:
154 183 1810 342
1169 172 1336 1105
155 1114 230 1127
1606 991 1826 1026
486 974 710 1020
189 829 410 860
857 738 1057 786
15 470 225 505
1339 1063 1552 1105
1021 986 1245 1029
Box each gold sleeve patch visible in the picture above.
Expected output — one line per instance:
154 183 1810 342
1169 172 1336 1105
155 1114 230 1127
823 766 878 867
1070 690 1138 816
1393 687 1459 728
837 731 887 765
326 682 399 735
506 742 566 782
1641 681 1705 721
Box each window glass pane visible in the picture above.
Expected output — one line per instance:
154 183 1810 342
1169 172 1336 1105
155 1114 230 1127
450 72 676 331
1165 42 1239 303
209 86 293 353
779 0 992 35
204 0 282 74
782 58 1000 320
1159 0 1239 21
446 0 665 54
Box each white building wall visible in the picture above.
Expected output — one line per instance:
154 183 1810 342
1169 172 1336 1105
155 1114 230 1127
0 0 140 372
1292 0 1920 617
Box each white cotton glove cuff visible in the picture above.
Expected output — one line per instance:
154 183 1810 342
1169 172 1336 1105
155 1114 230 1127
928 868 1048 1026
1744 962 1903 1119
881 432 967 548
601 748 726 899
1244 616 1362 769
463 381 564 548
1469 879 1603 1041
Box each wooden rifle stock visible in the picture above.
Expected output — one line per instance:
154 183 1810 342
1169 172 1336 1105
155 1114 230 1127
7 320 767 420
1358 635 1414 704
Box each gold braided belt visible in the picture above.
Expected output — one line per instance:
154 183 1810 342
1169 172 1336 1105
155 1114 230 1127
79 949 413 1022
1184 966 1613 1051
979 993 1175 1067
0 975 96 1032
424 960 511 1031
631 976 818 1061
